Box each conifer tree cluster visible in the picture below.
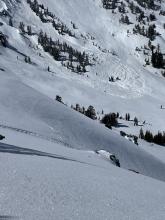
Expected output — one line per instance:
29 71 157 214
24 56 31 64
133 24 158 41
101 113 119 128
27 0 75 37
102 0 163 42
85 106 97 120
139 128 165 146
151 45 164 68
38 31 90 73
0 32 8 47
102 0 118 10
160 10 165 16
19 22 33 35
120 14 131 24
103 0 147 12
125 113 130 121
128 1 144 14
55 96 97 120
141 41 164 70
135 0 156 10
71 104 97 120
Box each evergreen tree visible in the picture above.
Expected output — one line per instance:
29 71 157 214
56 95 62 103
19 22 25 33
9 18 13 27
101 113 118 127
154 132 163 145
27 26 32 35
139 128 145 139
145 130 153 142
134 117 138 126
85 106 97 120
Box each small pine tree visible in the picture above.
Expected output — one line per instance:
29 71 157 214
25 56 28 63
9 18 13 27
139 128 144 139
27 26 32 35
76 104 81 112
134 117 138 126
56 95 62 103
28 57 31 63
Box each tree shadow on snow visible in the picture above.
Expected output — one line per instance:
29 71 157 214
117 123 129 128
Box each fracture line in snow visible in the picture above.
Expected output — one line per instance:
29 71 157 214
0 124 120 170
0 123 72 148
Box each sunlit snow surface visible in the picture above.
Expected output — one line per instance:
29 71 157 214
0 0 165 219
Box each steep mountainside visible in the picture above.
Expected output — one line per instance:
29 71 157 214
0 0 165 132
0 0 165 219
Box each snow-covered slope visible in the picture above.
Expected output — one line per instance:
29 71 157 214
0 0 165 132
1 69 165 182
0 0 165 219
1 136 165 220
